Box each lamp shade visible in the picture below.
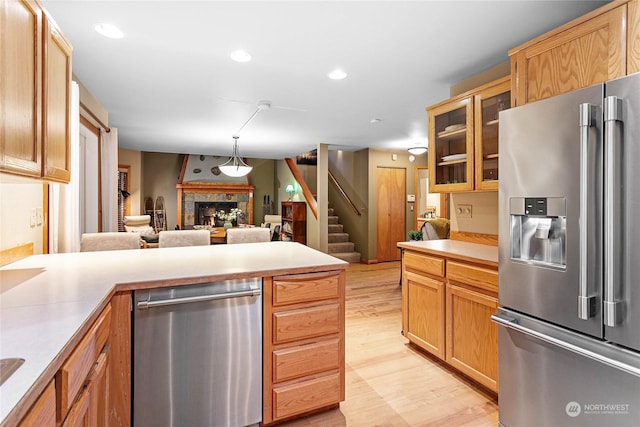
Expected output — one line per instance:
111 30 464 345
285 184 294 193
408 147 427 155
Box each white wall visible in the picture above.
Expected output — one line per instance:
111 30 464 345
0 177 44 254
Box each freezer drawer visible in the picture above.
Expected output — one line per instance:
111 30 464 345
494 309 640 427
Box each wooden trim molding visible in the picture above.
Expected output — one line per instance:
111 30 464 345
450 231 498 247
0 242 34 267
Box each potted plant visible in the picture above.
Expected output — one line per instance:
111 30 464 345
408 230 422 241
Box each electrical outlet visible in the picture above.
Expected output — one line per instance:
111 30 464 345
456 204 472 219
30 208 37 227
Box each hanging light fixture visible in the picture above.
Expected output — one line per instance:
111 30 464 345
219 135 253 177
407 147 427 155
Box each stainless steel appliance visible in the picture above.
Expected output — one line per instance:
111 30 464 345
133 278 262 427
495 72 640 426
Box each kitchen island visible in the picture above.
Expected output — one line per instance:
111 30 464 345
0 242 347 426
397 239 499 392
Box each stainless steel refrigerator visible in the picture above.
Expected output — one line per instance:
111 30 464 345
495 72 640 426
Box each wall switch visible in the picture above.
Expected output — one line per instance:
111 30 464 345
30 208 37 227
36 207 43 225
456 204 472 218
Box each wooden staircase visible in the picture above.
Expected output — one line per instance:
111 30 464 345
328 207 361 263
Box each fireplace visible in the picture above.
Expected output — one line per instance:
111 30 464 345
176 182 255 229
194 202 237 227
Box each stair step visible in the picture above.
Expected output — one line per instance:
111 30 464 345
329 242 355 253
328 215 339 225
328 232 349 243
328 224 343 233
331 252 361 263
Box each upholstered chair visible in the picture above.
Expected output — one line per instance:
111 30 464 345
80 232 141 252
158 229 210 248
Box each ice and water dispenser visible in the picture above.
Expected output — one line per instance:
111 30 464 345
509 197 566 269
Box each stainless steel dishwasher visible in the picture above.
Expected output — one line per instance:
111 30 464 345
133 278 262 427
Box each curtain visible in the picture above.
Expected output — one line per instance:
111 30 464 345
100 128 119 232
49 81 81 253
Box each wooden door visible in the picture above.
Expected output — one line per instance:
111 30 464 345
0 0 42 177
376 167 405 261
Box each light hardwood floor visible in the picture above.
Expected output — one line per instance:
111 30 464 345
281 261 498 427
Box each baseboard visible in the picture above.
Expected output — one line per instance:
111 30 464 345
450 231 498 246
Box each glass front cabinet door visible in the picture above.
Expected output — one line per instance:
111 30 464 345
474 76 510 191
427 96 474 193
427 75 510 193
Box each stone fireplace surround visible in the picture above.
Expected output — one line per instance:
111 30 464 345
176 182 255 229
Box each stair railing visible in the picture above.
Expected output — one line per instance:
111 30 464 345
328 170 361 216
284 158 318 219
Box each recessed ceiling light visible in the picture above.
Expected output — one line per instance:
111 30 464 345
230 49 252 62
328 69 347 80
370 118 382 124
94 23 124 39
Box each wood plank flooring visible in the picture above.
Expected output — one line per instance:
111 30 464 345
280 261 498 427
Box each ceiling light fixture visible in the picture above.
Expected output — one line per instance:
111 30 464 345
408 147 427 155
219 135 253 177
94 23 124 39
230 49 251 62
328 69 347 80
218 101 271 177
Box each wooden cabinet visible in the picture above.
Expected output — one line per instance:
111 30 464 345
18 381 56 427
264 270 345 425
401 249 498 393
281 201 306 244
0 0 72 182
509 1 629 106
428 95 474 193
473 77 510 191
445 261 498 392
427 76 510 193
56 304 111 426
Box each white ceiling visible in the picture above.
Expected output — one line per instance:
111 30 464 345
42 0 607 159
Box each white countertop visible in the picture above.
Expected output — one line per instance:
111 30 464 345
397 239 498 266
0 242 347 425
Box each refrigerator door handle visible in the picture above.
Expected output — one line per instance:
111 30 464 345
604 96 624 327
492 313 640 378
578 103 596 320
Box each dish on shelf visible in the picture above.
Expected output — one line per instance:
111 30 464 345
444 123 465 132
441 153 467 162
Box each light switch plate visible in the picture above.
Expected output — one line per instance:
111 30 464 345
456 204 472 218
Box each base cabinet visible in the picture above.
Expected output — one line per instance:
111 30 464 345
402 249 498 393
264 270 345 425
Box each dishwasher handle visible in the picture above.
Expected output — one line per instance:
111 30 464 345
137 288 262 310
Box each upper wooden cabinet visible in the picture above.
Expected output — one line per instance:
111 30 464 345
427 76 510 193
0 0 72 182
509 0 640 106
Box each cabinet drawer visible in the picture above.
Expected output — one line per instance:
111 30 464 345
19 380 56 427
273 303 340 344
273 338 340 382
447 261 497 292
403 250 445 277
273 373 341 420
273 271 340 306
57 304 112 419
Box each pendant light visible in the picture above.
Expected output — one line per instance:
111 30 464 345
219 135 253 177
